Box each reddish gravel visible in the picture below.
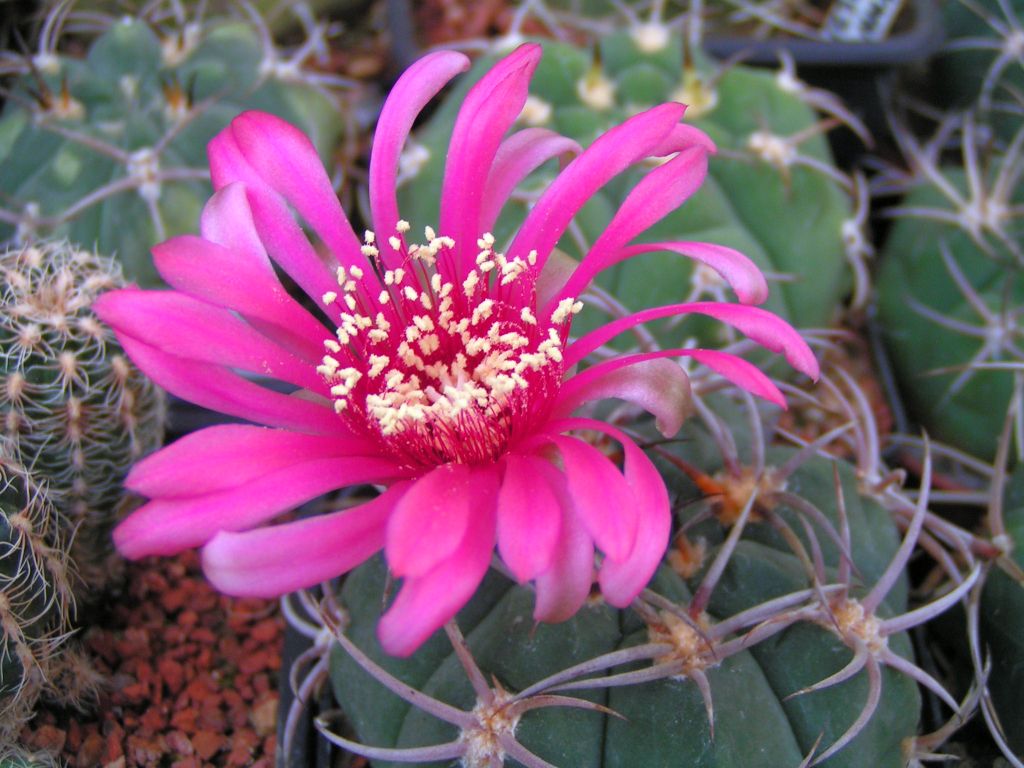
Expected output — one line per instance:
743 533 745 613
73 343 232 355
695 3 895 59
20 550 283 768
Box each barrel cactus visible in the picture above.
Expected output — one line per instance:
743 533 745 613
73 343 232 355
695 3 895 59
0 1 350 286
321 389 975 767
0 459 73 743
395 28 861 337
875 111 1024 461
0 241 164 592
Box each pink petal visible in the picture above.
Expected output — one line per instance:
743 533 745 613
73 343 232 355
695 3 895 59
549 418 670 607
377 466 500 657
94 289 326 393
554 146 708 304
564 301 820 380
555 355 692 438
208 127 349 304
440 43 541 274
369 50 470 266
201 482 409 597
127 424 378 499
508 103 686 291
387 463 499 579
682 349 786 408
115 334 336 434
650 122 718 156
152 235 329 362
226 111 364 269
533 491 594 623
496 454 563 583
114 455 410 558
625 242 769 305
479 128 581 235
199 183 271 270
547 435 638 562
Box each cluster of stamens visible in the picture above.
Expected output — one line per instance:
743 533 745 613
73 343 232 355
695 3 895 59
316 224 582 466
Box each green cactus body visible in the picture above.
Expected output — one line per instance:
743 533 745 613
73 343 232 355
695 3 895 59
0 460 73 741
0 13 345 286
980 465 1024 755
0 242 164 591
395 34 852 339
875 166 1024 461
328 412 919 767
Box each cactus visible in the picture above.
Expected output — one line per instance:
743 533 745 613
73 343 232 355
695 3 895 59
0 747 64 768
0 1 351 286
875 111 1024 461
0 458 74 743
0 241 165 592
395 26 863 337
310 381 982 767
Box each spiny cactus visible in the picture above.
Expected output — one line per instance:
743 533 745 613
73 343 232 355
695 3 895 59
875 109 1024 461
301 373 981 767
0 746 64 768
0 0 352 286
0 241 164 592
0 458 73 744
395 23 865 338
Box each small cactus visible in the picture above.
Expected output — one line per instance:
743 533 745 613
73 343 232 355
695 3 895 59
0 2 351 286
0 241 164 592
0 458 73 744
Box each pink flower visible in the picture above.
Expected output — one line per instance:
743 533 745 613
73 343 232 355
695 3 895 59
96 44 818 656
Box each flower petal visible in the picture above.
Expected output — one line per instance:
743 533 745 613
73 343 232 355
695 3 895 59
508 102 686 288
198 182 270 269
208 126 348 304
226 111 364 268
94 289 326 393
496 454 563 582
440 43 541 273
201 483 409 597
115 335 336 434
127 424 378 499
479 128 581 235
152 234 328 362
548 435 637 561
387 463 499 579
621 242 769 305
682 349 786 408
533 495 594 623
377 466 500 657
369 50 470 266
555 356 693 438
553 146 709 305
564 301 820 380
114 455 410 558
549 418 669 607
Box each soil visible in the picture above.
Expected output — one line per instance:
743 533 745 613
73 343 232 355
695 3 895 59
18 550 283 768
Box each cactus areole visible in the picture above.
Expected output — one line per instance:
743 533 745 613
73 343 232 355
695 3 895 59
96 44 818 656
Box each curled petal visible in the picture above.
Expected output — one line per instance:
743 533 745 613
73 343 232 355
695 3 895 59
387 463 498 579
682 349 786 407
369 50 471 266
564 301 820 380
225 111 364 268
440 43 541 272
555 356 693 437
199 182 272 271
533 494 594 623
548 435 638 561
650 122 718 156
480 128 581 234
378 466 500 657
496 454 563 582
509 103 688 287
202 483 410 597
553 146 709 305
114 456 409 559
127 425 377 499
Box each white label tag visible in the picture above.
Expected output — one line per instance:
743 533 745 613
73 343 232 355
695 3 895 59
824 0 905 42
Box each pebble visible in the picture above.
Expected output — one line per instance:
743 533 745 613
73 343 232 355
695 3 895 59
19 550 285 766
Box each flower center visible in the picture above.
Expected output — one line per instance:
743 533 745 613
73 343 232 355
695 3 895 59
317 225 582 467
